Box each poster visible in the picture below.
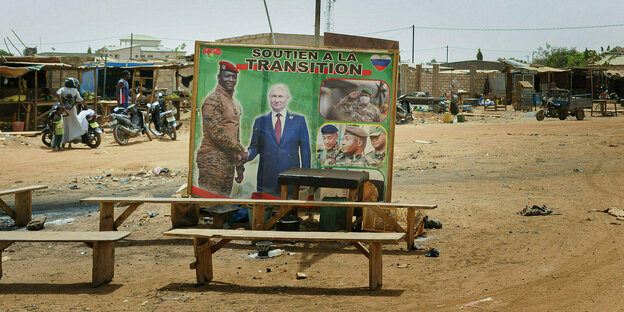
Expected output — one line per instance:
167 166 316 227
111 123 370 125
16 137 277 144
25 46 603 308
188 42 398 201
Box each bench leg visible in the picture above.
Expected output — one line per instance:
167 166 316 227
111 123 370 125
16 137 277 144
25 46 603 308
368 242 382 290
14 191 32 227
346 189 357 232
100 202 115 231
92 241 115 287
406 207 416 250
194 237 213 285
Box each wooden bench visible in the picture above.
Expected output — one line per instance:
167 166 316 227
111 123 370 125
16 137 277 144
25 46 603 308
0 185 47 226
0 231 129 287
80 197 436 249
164 229 405 290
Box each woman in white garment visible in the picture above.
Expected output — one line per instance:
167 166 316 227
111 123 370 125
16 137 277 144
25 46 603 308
57 78 87 147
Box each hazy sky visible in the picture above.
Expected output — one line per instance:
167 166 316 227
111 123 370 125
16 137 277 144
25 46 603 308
2 0 623 63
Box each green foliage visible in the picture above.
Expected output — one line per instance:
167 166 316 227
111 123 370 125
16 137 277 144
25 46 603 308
476 48 483 61
430 58 437 63
0 49 12 56
87 46 92 54
533 44 598 68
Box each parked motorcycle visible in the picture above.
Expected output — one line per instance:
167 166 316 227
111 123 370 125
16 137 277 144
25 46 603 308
108 104 152 145
41 105 102 148
146 94 182 140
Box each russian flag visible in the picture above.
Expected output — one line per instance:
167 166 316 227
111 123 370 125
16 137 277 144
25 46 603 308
371 55 391 71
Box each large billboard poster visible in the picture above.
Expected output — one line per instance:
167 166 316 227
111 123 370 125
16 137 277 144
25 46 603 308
188 42 398 201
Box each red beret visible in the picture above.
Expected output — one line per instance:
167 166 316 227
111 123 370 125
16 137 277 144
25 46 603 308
219 61 238 73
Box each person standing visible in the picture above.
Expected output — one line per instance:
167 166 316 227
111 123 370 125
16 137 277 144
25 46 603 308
51 114 64 152
246 84 311 197
57 78 86 146
366 128 386 166
196 61 247 197
317 124 341 165
116 70 131 108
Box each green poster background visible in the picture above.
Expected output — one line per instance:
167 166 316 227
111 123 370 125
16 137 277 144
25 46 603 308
189 42 397 201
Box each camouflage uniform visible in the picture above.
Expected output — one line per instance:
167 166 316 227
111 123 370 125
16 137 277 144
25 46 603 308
334 152 375 167
365 151 385 166
335 98 383 122
317 145 341 165
197 84 245 196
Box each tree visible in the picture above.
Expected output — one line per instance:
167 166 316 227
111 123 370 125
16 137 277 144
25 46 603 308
533 44 597 68
87 46 92 54
0 49 11 56
430 58 437 64
476 48 483 61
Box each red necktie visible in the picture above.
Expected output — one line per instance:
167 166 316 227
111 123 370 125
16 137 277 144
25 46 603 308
275 113 282 143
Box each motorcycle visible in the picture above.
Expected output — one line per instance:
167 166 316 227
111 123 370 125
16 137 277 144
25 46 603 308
146 94 182 140
41 105 102 148
108 104 152 145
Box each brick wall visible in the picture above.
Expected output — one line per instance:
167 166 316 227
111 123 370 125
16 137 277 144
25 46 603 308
400 64 489 97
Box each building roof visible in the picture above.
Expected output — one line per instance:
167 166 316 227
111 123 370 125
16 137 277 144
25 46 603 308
140 46 177 53
120 34 159 41
590 53 624 66
100 44 140 52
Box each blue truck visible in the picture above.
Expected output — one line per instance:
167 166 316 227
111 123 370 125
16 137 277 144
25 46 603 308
536 89 592 121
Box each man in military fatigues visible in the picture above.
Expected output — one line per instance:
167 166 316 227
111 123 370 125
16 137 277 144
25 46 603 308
366 128 386 166
197 61 248 196
317 124 342 165
335 88 383 122
335 126 375 166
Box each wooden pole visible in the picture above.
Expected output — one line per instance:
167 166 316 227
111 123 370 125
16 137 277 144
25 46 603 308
33 71 38 131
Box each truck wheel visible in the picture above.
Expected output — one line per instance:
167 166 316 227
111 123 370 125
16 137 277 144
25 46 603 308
558 108 567 120
576 108 585 120
536 110 545 121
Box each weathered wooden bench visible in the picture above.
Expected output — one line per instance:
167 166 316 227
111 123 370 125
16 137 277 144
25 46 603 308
164 229 404 290
0 231 130 287
80 197 436 249
0 185 48 226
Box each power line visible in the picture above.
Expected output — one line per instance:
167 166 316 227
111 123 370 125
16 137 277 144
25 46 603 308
358 23 624 36
20 35 122 46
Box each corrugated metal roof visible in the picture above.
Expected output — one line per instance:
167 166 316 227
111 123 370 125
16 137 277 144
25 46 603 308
120 34 159 41
592 54 624 66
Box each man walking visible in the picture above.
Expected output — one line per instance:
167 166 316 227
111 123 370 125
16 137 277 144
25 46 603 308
196 61 247 197
246 84 311 197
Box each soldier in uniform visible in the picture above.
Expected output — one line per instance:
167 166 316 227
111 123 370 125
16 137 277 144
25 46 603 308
366 128 386 166
335 126 374 166
335 88 383 122
196 61 248 196
317 124 342 165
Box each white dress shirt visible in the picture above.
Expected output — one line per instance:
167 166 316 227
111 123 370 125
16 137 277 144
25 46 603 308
271 109 287 137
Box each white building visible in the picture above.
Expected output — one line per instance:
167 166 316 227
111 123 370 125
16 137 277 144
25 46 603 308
97 34 185 61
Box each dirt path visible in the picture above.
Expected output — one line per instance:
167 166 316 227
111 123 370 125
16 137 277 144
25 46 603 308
1 112 624 311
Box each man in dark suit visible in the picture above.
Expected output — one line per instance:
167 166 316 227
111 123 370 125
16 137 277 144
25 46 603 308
246 84 311 197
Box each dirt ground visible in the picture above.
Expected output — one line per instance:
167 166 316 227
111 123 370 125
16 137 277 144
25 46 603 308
1 109 624 311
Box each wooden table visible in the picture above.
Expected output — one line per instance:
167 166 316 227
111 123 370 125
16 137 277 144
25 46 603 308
591 99 618 117
0 185 47 226
277 168 369 232
80 197 436 249
163 97 190 120
165 229 405 290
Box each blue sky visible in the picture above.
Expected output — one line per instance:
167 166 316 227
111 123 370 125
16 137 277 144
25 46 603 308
2 0 623 63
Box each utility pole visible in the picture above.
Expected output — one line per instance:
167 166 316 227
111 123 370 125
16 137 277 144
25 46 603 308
446 45 449 65
411 25 415 63
129 33 133 62
314 0 321 46
263 0 277 44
